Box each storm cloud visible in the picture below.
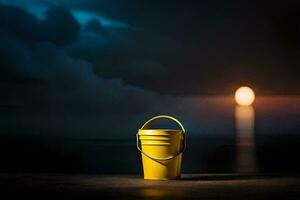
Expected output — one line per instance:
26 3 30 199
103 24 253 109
1 0 300 138
0 4 79 46
0 3 178 138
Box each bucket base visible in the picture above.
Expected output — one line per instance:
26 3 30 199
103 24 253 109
144 176 181 180
141 153 183 181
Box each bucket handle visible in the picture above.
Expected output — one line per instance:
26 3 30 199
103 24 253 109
136 115 186 161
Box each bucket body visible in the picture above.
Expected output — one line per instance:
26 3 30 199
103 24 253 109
138 129 184 180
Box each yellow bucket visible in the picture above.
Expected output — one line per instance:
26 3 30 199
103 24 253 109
137 115 186 180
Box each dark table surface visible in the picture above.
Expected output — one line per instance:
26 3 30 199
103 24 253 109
0 173 299 199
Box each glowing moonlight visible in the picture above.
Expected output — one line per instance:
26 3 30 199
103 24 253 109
235 86 255 106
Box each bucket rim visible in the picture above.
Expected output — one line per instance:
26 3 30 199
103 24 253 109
138 130 184 136
138 129 184 132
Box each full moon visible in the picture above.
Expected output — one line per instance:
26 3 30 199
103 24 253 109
235 86 255 106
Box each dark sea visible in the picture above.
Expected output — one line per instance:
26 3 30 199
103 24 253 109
1 96 300 174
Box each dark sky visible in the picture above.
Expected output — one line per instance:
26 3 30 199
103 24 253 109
1 0 300 95
1 0 300 137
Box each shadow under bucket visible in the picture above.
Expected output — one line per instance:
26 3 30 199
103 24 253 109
137 115 186 180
